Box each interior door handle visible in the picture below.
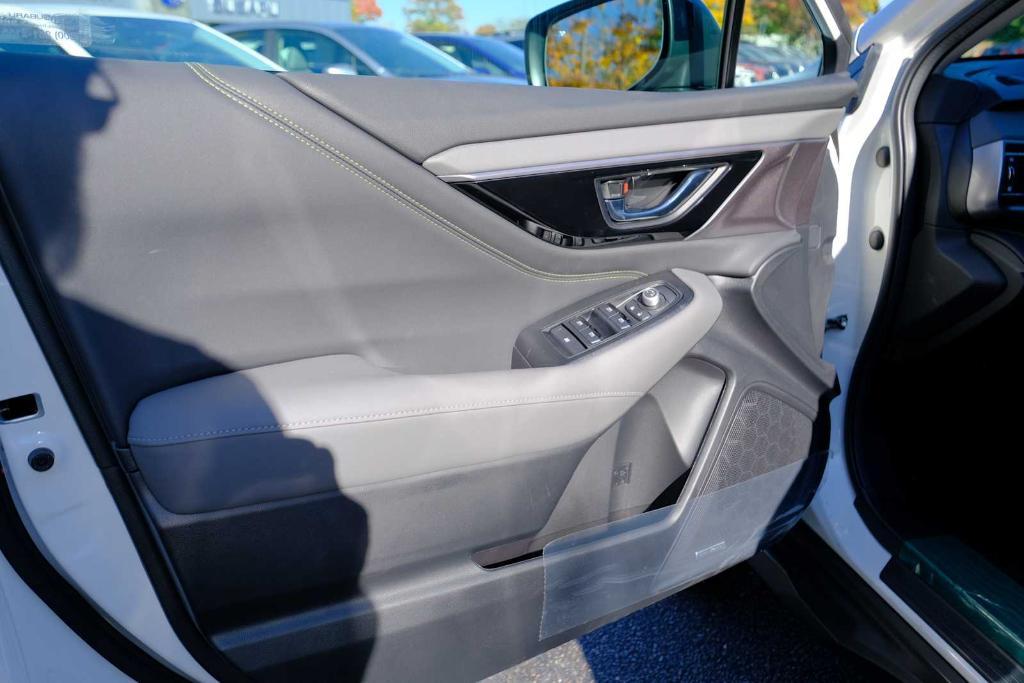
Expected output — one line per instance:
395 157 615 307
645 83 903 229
598 163 730 229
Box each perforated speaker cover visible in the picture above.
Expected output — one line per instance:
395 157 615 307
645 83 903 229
705 389 813 493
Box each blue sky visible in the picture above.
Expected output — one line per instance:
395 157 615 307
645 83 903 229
373 0 556 32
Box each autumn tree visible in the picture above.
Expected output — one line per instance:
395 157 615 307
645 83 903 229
475 24 497 36
839 0 879 27
351 0 382 23
991 14 1024 43
403 0 464 33
743 0 879 47
545 0 662 90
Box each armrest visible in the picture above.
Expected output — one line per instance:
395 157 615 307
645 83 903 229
128 268 722 514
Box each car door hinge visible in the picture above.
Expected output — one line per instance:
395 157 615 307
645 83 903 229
825 314 848 332
113 444 138 473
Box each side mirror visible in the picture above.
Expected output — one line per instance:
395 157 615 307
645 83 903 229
524 0 722 91
323 63 359 76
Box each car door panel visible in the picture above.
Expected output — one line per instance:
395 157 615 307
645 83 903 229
0 44 848 683
281 71 856 162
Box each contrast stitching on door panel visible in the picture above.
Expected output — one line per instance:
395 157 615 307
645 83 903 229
127 390 645 445
186 64 645 284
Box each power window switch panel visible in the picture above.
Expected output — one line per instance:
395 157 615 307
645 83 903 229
550 325 585 355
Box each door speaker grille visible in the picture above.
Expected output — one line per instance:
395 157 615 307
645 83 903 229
705 389 812 493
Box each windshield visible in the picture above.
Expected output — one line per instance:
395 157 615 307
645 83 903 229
332 26 469 77
39 14 276 68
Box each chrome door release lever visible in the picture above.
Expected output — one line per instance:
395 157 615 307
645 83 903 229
597 163 730 229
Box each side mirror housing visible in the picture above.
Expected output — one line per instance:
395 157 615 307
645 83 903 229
524 0 722 91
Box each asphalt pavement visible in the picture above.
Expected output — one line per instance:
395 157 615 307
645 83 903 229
487 563 892 682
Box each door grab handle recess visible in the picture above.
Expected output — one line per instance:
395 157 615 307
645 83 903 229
598 163 730 229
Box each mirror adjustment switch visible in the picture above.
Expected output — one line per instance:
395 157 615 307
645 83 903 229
640 287 662 308
550 325 585 355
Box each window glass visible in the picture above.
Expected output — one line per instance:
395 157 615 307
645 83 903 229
960 13 1024 59
230 29 265 56
545 0 669 89
420 35 526 78
0 1 852 89
0 11 276 68
733 0 826 87
441 43 506 75
272 29 365 73
332 26 471 78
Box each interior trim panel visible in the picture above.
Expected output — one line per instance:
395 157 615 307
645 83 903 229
283 71 857 163
422 109 847 177
0 47 850 683
129 269 721 514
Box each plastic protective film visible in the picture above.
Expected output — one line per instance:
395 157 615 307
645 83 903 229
540 390 813 639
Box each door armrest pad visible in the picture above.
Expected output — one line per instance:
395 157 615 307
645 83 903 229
128 269 722 513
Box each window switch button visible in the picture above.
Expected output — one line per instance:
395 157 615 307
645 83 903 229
550 325 585 355
597 306 633 332
579 325 603 347
567 316 591 334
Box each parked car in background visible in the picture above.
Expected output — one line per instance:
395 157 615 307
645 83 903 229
983 38 1024 55
221 21 523 83
415 32 526 80
0 4 280 68
490 29 525 50
736 40 819 86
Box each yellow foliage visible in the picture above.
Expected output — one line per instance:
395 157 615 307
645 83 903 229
545 0 663 90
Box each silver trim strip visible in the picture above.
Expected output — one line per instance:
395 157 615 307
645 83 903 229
425 108 845 178
438 140 819 184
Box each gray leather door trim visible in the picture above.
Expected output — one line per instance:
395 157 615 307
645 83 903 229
186 63 644 285
281 71 857 162
128 268 722 514
423 109 846 177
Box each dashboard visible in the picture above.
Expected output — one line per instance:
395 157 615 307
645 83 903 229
927 57 1024 223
